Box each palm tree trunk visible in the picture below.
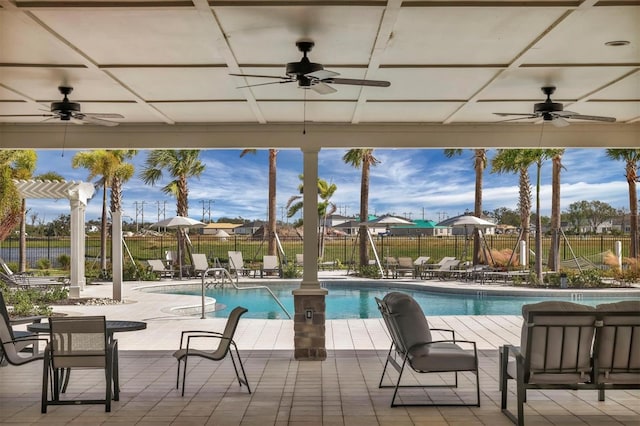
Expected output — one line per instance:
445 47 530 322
519 169 531 267
535 160 542 281
268 149 277 256
472 149 484 265
548 155 561 271
359 159 370 268
100 184 108 271
19 199 27 272
627 161 638 259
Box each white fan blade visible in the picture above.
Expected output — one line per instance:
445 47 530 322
493 112 538 117
306 69 340 80
552 117 570 127
329 77 390 87
70 116 85 125
310 82 337 95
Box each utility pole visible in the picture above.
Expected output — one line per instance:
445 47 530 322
200 199 213 223
422 207 425 220
133 201 146 232
156 201 166 231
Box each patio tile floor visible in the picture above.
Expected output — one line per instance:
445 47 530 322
1 275 638 425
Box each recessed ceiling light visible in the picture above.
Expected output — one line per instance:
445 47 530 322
605 40 630 47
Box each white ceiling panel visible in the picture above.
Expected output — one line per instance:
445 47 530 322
0 1 637 132
480 67 638 100
215 6 383 64
153 102 257 123
0 10 86 64
0 67 137 100
368 68 502 100
524 7 640 64
360 102 464 123
382 7 566 65
31 9 225 65
108 67 244 101
258 101 356 123
593 71 640 100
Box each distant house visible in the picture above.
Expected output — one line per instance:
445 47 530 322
234 221 265 235
390 220 452 237
200 222 240 235
334 220 387 236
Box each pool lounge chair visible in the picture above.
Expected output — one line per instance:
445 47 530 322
413 256 430 277
147 259 175 279
259 255 281 278
0 258 69 289
383 257 399 278
395 257 415 278
419 256 456 278
228 251 251 277
376 292 480 407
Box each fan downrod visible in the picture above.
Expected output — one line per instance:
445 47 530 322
51 86 81 118
534 85 563 115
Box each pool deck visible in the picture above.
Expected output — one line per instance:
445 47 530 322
2 272 639 425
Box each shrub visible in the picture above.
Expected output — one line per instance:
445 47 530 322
57 254 71 270
36 258 51 270
282 262 302 279
357 265 381 279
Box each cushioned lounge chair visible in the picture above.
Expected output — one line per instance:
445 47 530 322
395 257 415 277
376 292 480 407
173 306 250 396
228 251 251 277
0 257 69 288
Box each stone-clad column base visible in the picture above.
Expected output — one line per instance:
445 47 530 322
293 289 328 360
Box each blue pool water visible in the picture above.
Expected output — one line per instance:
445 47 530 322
153 282 640 319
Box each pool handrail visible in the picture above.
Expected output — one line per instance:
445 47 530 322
200 267 291 319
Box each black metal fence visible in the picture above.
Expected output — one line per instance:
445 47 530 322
0 234 633 269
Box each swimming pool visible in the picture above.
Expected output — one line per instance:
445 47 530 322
148 281 640 319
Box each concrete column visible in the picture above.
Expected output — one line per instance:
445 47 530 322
112 210 123 301
69 198 86 297
293 146 328 361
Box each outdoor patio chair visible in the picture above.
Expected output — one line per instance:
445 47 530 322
42 315 118 413
228 251 251 277
376 292 480 407
295 254 304 267
500 301 598 426
147 259 175 278
424 259 460 280
0 291 46 367
0 257 68 289
419 256 457 278
173 306 251 396
413 256 430 277
260 255 281 278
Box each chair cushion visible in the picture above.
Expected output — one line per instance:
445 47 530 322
409 342 476 372
595 300 640 380
521 301 596 374
383 292 431 351
506 359 590 384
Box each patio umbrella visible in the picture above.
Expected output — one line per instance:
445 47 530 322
437 214 495 262
151 216 206 279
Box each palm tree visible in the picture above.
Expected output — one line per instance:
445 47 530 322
72 150 137 272
491 149 537 268
140 150 205 266
286 175 337 258
605 149 640 258
9 150 37 272
240 149 277 256
444 149 486 264
547 149 565 271
0 151 26 242
342 149 380 268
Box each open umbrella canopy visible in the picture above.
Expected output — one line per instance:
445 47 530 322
151 216 206 229
437 214 495 228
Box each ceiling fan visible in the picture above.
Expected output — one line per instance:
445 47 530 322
230 40 391 95
0 86 124 126
493 86 616 127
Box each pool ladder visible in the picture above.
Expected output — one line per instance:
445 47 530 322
200 267 291 319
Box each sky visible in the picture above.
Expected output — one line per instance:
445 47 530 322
25 148 632 226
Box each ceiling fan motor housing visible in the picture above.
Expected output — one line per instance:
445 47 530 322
51 86 81 120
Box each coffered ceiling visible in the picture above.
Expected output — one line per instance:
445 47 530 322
0 0 638 149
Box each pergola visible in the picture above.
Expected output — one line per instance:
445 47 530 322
13 179 95 298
